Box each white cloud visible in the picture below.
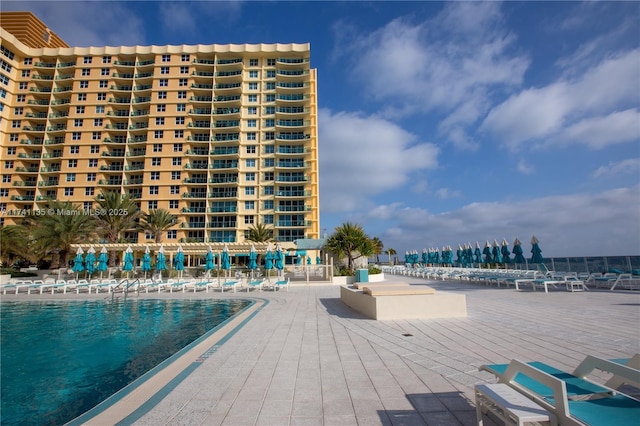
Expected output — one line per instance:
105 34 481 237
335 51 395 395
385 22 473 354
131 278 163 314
516 160 535 175
481 49 640 150
3 1 147 47
158 3 197 34
593 158 640 178
334 2 529 147
366 186 640 257
319 109 439 212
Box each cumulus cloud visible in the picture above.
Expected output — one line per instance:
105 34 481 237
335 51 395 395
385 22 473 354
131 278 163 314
593 158 640 178
365 186 640 257
3 1 146 47
333 2 529 148
481 49 640 150
318 108 439 212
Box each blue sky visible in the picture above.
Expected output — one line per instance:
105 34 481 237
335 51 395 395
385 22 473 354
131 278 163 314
6 1 639 257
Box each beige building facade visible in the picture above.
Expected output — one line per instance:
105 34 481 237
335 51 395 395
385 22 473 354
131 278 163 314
0 12 319 246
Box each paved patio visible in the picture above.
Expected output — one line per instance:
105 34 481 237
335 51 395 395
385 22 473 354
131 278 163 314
123 276 639 425
6 275 639 425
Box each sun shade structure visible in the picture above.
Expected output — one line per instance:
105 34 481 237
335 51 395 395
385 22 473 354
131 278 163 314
492 240 503 264
205 246 215 272
513 238 526 264
156 246 167 272
72 247 84 278
530 235 544 264
84 246 96 276
97 247 108 278
141 246 152 278
501 239 511 264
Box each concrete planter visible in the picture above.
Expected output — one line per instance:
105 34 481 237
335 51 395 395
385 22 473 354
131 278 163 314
332 275 355 285
0 274 11 284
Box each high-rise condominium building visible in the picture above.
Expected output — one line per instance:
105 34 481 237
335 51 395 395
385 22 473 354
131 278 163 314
0 12 319 245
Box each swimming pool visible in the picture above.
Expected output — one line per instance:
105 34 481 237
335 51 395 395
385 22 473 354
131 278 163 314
0 298 251 426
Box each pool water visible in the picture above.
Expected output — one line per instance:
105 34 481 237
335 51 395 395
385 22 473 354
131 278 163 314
1 299 251 426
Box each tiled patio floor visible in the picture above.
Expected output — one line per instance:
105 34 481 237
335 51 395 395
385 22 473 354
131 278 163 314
129 277 639 425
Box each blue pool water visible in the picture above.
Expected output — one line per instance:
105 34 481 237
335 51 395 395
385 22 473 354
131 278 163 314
1 298 251 426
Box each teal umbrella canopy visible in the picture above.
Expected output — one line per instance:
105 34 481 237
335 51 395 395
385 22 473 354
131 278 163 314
248 244 258 270
221 244 231 270
422 249 428 264
123 246 134 271
274 243 284 270
307 256 311 265
456 245 464 265
174 246 185 271
72 247 85 273
483 241 493 263
205 246 215 271
512 238 526 264
156 246 167 271
84 246 96 275
530 235 544 264
264 242 274 270
97 247 108 272
141 246 152 272
501 239 511 264
492 240 503 264
474 242 483 264
316 256 322 265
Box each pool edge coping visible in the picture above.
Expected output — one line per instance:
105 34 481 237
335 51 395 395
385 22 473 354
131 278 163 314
65 297 269 426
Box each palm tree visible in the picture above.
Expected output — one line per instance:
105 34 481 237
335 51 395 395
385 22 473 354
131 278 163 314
371 237 383 264
0 225 31 267
325 222 373 272
386 248 397 265
29 201 97 268
94 191 141 265
245 223 274 243
139 209 178 243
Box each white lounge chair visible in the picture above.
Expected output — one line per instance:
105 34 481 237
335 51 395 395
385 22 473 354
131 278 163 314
274 278 289 291
221 280 240 292
246 279 266 292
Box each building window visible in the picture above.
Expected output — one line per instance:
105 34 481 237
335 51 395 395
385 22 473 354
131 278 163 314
249 58 259 67
170 185 179 195
171 171 181 180
94 118 103 126
246 173 256 182
4 161 13 169
17 94 26 102
71 132 80 142
155 117 164 126
81 68 90 76
152 157 161 166
265 132 275 140
248 107 257 115
154 130 164 139
96 105 105 114
266 82 275 90
249 70 258 78
264 172 274 181
246 159 256 167
264 214 274 224
24 57 33 65
92 131 101 140
90 145 99 154
74 119 83 127
172 157 182 166
245 187 255 196
11 120 20 128
177 90 186 99
249 82 258 90
265 119 274 127
70 145 80 154
175 116 185 125
264 160 274 168
153 144 162 152
149 186 159 195
159 79 168 87
86 174 96 183
78 93 86 101
68 159 78 168
179 66 188 74
173 143 183 152
177 104 186 112
265 106 275 115
101 68 110 76
64 188 74 196
167 230 177 239
83 56 92 64
2 175 11 183
267 58 276 66
8 134 17 142
79 81 89 89
66 173 76 182
246 145 256 154
148 200 158 209
7 147 16 155
247 132 256 141
179 78 187 87
247 120 257 128
158 91 167 99
99 80 108 88
97 93 106 101
157 104 166 112
76 106 85 114
150 171 160 180
160 66 169 74
266 70 276 78
88 159 98 167
248 94 257 102
102 56 111 64
20 70 29 77
162 54 170 62
245 201 255 210
174 130 184 138
14 107 23 115
169 200 179 209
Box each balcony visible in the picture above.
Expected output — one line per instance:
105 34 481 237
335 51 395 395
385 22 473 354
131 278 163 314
12 181 37 187
20 139 43 145
128 137 148 143
211 161 238 170
211 147 238 156
276 69 310 77
276 220 312 227
182 207 207 213
15 167 40 173
10 196 35 202
190 96 212 103
213 107 240 115
127 150 147 157
188 121 211 129
215 82 241 90
38 180 59 187
277 57 309 65
109 98 131 104
213 95 241 102
189 108 212 115
17 153 42 159
100 165 124 171
276 132 310 141
276 190 311 197
185 149 209 156
98 179 123 186
216 58 242 65
101 151 125 157
276 94 309 102
182 192 207 199
276 119 309 127
53 86 73 93
44 138 65 145
57 61 75 68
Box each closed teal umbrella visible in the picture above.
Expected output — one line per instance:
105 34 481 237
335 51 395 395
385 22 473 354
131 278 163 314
474 242 483 264
492 240 503 264
221 244 231 278
274 243 284 276
264 242 274 279
72 247 84 279
530 235 544 264
156 246 167 272
174 246 185 279
84 246 96 276
483 241 493 263
205 245 215 272
512 238 526 264
123 246 134 277
501 239 511 264
97 247 108 278
248 244 258 276
141 246 152 278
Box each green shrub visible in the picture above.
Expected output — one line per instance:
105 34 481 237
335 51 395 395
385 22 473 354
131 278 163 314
368 266 381 275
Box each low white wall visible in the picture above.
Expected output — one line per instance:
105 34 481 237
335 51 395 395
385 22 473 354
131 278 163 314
0 274 11 284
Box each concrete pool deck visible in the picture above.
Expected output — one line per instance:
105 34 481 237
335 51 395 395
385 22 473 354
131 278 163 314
3 275 639 425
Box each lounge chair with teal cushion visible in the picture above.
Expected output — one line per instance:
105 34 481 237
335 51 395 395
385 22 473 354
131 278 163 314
274 278 289 291
246 279 265 292
480 357 640 425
